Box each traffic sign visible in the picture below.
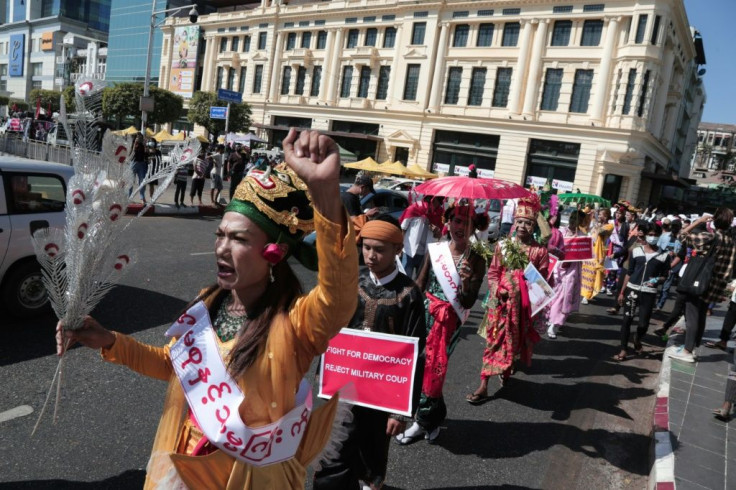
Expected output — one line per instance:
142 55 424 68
210 106 227 119
217 88 242 104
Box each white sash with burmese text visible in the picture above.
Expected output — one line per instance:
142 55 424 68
427 241 470 325
166 301 313 467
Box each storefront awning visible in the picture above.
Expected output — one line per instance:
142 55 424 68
253 123 382 141
641 171 692 189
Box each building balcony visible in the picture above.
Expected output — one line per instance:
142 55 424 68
285 48 313 66
348 46 379 66
217 51 241 64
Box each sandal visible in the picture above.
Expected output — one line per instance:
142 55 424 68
704 340 727 351
671 327 685 335
713 408 731 422
612 353 629 362
653 327 667 337
607 308 619 315
465 392 490 405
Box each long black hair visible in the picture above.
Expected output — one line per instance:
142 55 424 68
191 260 303 379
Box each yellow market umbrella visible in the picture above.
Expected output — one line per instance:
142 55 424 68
195 135 209 143
145 128 155 138
377 160 411 177
344 157 382 172
405 164 438 179
153 129 174 142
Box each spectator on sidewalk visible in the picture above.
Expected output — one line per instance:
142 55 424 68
210 145 225 207
227 144 245 200
399 198 432 280
189 149 206 206
130 134 148 204
655 220 684 310
713 347 736 421
704 279 736 351
499 199 517 237
173 159 188 208
341 174 375 217
146 140 162 200
669 209 736 363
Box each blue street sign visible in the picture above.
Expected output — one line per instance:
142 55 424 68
217 88 242 104
210 106 227 119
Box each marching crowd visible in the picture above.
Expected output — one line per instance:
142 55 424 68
56 129 736 490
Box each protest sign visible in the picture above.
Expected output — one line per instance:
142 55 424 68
319 329 419 416
524 262 555 317
548 255 559 278
561 236 594 262
604 257 619 271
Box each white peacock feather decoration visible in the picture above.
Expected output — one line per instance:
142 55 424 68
30 77 200 432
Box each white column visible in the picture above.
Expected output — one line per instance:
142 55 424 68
385 24 403 102
522 19 549 116
268 32 285 100
591 17 620 123
651 48 674 137
508 20 533 115
318 29 335 102
428 22 450 111
326 28 343 104
202 35 216 91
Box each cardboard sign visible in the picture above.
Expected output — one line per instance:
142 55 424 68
319 329 419 416
547 255 559 279
561 236 594 262
524 263 555 317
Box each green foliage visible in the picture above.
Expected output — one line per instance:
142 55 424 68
9 99 29 112
498 237 530 271
102 83 184 129
62 85 76 113
28 89 63 113
0 96 9 106
187 91 252 136
149 86 184 126
471 238 494 264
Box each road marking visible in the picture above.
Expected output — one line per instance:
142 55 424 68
0 405 33 423
191 252 215 256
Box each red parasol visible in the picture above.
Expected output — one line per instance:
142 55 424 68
413 176 531 201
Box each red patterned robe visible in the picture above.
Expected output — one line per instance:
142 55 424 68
481 239 549 379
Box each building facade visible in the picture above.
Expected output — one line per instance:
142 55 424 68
691 122 736 173
106 0 214 85
0 0 110 99
161 0 706 205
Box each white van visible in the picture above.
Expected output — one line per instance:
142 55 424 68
46 123 71 147
0 157 74 317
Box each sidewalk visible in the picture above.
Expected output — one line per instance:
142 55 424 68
651 307 736 490
125 178 228 217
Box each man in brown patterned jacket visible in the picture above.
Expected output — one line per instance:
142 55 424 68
669 208 736 363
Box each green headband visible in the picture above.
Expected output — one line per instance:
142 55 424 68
224 199 318 271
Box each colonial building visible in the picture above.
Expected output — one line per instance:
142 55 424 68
691 122 736 173
160 0 706 205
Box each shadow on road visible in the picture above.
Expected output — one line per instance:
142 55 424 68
489 377 653 421
436 419 651 476
0 469 145 489
0 285 187 366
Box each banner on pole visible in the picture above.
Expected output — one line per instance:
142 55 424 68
170 25 200 98
561 236 594 262
319 329 419 416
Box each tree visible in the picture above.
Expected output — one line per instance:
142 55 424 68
187 91 252 136
102 82 184 129
149 86 184 126
28 89 63 113
62 85 76 113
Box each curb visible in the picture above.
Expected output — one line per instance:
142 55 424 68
126 203 224 217
651 347 675 490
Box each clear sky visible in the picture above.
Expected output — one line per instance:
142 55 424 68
683 0 736 125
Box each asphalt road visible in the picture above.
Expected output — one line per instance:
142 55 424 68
0 215 661 489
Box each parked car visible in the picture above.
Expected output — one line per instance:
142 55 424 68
304 188 409 246
0 157 74 317
374 177 423 195
475 199 502 241
46 123 71 147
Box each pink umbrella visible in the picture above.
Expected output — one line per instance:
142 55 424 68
413 176 531 201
